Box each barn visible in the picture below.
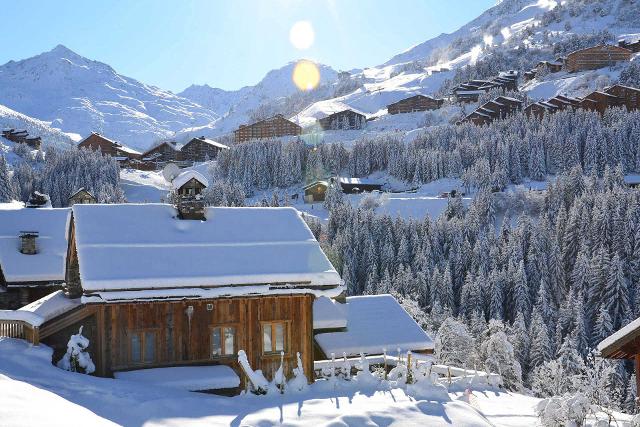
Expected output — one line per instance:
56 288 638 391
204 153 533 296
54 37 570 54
386 95 444 115
565 44 632 73
234 114 302 142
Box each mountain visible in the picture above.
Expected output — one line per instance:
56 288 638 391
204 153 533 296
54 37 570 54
0 45 218 152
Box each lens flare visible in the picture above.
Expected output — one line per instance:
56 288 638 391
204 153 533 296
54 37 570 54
289 21 315 50
292 60 320 91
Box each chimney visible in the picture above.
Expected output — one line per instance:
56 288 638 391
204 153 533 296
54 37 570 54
19 231 39 255
176 193 206 220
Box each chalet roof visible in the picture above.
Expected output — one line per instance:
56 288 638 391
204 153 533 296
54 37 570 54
337 177 381 186
0 207 71 284
314 294 434 357
239 114 301 130
172 170 209 190
80 133 141 155
313 296 347 329
69 187 94 200
71 205 342 300
605 84 640 94
386 94 439 107
597 317 640 359
566 44 632 57
143 141 182 156
303 180 329 190
318 108 367 121
186 137 229 150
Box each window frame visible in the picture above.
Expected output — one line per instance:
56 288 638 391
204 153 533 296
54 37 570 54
129 328 159 366
209 324 238 359
261 321 290 356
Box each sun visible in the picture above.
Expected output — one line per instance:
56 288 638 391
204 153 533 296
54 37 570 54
289 21 315 50
292 60 320 91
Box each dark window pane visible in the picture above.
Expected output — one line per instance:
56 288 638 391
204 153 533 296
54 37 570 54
275 324 284 352
144 332 155 363
131 334 141 363
212 328 222 357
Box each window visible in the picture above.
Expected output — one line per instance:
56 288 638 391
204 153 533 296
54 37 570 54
130 330 157 365
262 322 287 355
211 326 236 358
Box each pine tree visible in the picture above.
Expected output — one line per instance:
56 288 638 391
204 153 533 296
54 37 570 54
0 155 17 202
529 309 552 370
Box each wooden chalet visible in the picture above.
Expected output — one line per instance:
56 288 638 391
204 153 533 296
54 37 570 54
459 96 523 126
0 207 71 309
141 141 181 165
453 71 519 102
303 181 329 203
577 90 624 114
598 318 640 403
181 137 229 162
386 94 444 115
172 170 208 198
619 38 640 53
78 133 142 164
7 204 344 391
604 84 640 111
68 188 97 206
336 177 383 194
536 60 563 73
2 129 42 150
565 44 632 73
317 109 367 131
524 101 558 119
234 114 302 143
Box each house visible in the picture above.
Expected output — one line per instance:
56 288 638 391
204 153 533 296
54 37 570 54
303 181 329 203
546 95 581 110
180 137 229 162
7 204 343 390
524 101 558 119
452 72 519 103
68 188 97 206
313 295 433 359
597 318 640 402
386 95 444 115
234 114 302 142
140 141 182 165
317 109 367 131
77 133 142 163
577 91 624 114
460 96 523 126
0 207 71 309
336 177 383 194
564 45 632 73
2 129 42 150
604 84 640 111
619 38 640 53
535 60 563 74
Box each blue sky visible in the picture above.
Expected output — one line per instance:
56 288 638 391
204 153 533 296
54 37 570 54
1 0 495 92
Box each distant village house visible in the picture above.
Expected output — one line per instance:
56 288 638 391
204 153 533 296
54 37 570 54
78 133 142 164
564 44 632 73
234 114 302 143
386 94 444 115
317 109 367 131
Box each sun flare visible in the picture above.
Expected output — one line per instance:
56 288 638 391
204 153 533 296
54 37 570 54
292 60 320 91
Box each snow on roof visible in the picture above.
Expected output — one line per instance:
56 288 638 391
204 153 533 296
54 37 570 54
597 316 640 355
114 365 240 391
313 296 347 329
72 204 342 295
172 170 209 189
113 365 240 391
314 294 433 357
190 137 229 150
18 290 82 325
0 208 71 283
338 177 381 186
115 143 142 155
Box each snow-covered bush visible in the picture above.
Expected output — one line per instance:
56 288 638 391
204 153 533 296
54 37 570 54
358 192 387 211
478 320 522 391
435 318 475 368
536 393 592 427
56 326 95 375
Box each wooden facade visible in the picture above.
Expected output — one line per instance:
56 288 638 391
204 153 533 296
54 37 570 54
619 39 640 53
578 91 624 114
78 133 142 162
40 295 315 385
387 95 444 115
141 142 181 164
317 110 366 131
68 188 97 206
180 137 228 162
460 96 523 126
234 115 302 142
303 181 328 203
2 129 42 149
605 85 640 111
565 45 632 73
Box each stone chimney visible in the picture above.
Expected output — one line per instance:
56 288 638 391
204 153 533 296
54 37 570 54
19 231 38 255
176 195 206 220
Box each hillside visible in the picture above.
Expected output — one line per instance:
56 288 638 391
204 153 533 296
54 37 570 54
0 45 218 152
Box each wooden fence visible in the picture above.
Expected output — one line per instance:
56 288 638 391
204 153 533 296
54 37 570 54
0 320 39 345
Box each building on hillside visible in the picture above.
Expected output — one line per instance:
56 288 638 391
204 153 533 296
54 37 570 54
303 181 329 203
524 101 559 119
68 188 96 206
234 114 302 142
604 84 640 111
619 38 640 53
336 177 383 194
141 141 182 165
317 109 367 131
597 318 640 402
546 94 581 109
453 72 519 103
313 295 433 359
386 94 444 115
0 207 71 309
565 44 632 73
535 60 564 74
172 170 208 197
459 96 523 126
181 137 229 162
77 133 142 163
577 90 624 114
18 204 342 390
2 129 42 150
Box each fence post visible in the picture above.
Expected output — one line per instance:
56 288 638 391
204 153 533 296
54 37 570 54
32 325 40 346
